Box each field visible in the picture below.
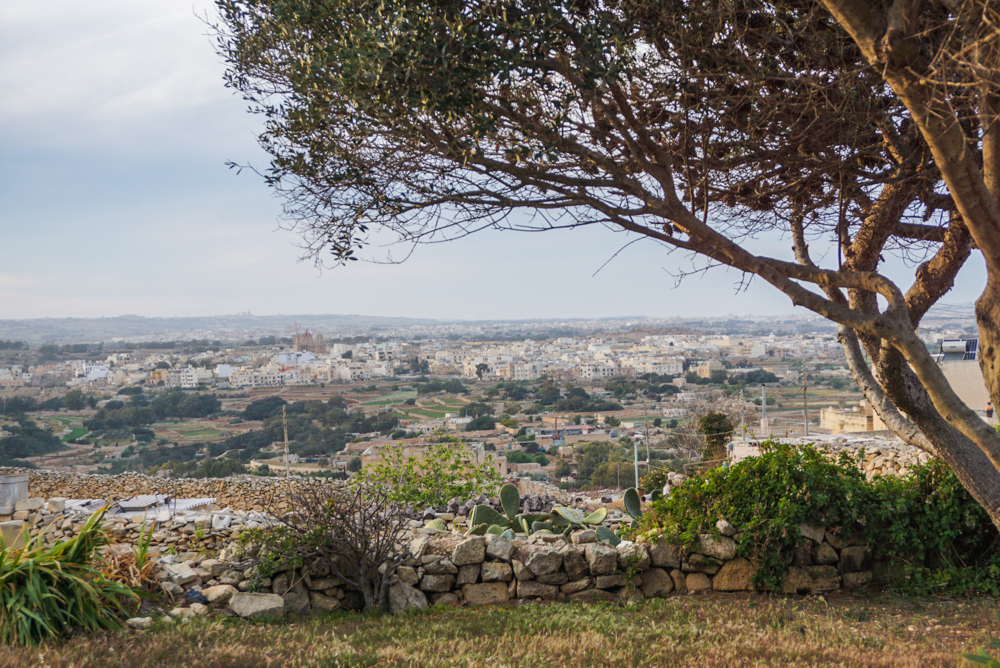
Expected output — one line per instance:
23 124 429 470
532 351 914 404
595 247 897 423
10 594 1000 668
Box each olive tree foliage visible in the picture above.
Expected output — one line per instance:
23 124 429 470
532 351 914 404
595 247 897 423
214 0 1000 524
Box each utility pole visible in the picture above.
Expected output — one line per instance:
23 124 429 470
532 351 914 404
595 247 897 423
282 405 290 478
803 359 809 437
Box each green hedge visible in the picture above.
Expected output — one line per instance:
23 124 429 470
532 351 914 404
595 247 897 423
637 441 1000 594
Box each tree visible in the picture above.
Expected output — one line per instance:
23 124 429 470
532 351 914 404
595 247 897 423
62 390 85 411
347 456 362 472
553 459 572 479
215 0 1000 526
475 363 489 380
699 412 735 462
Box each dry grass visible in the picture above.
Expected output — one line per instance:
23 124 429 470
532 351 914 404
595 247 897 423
8 593 1000 668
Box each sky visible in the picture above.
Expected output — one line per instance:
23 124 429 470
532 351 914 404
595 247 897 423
0 1 988 322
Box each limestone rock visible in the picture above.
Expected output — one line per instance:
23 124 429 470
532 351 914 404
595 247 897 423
456 563 480 586
640 568 673 598
799 523 826 544
309 590 341 612
649 537 682 569
686 572 712 592
485 535 515 561
282 582 311 616
524 546 563 576
512 560 533 581
670 569 687 593
166 563 199 586
389 582 429 613
46 498 66 513
814 542 838 566
561 547 589 580
839 546 869 574
595 574 627 589
419 574 455 592
423 558 458 575
481 561 513 582
126 617 154 630
712 557 754 591
568 588 618 603
571 530 597 544
584 543 618 575
782 565 840 594
396 566 420 586
841 570 872 589
452 536 487 566
201 584 238 606
462 582 509 605
715 519 737 537
517 580 558 600
696 534 737 561
616 542 650 571
561 578 592 594
229 593 285 619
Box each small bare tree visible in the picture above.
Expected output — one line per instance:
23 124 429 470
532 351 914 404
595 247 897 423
251 480 410 612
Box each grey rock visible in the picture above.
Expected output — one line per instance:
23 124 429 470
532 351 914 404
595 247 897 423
649 537 682 569
423 558 458 575
839 546 869 574
524 546 563 576
481 562 513 582
456 563 480 586
571 530 597 545
616 542 650 571
419 574 456 592
696 534 737 561
814 542 838 566
640 568 673 598
201 585 238 605
229 593 285 619
389 582 429 613
561 547 589 581
166 563 199 586
584 543 618 576
799 523 826 544
517 580 558 600
561 578 592 595
485 535 515 561
715 519 737 537
309 591 340 612
126 617 154 630
452 536 487 566
512 560 534 581
396 566 420 586
462 582 509 606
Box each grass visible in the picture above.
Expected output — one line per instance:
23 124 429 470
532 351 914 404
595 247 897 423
406 408 449 418
61 427 88 442
10 594 1000 667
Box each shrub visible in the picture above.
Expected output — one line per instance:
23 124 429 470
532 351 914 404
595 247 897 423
0 510 139 645
361 441 500 508
243 481 409 611
638 442 876 590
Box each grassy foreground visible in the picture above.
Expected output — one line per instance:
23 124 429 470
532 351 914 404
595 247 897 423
8 594 1000 668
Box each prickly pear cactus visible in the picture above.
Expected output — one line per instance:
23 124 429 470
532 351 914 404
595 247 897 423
583 508 608 525
623 487 643 521
500 483 521 522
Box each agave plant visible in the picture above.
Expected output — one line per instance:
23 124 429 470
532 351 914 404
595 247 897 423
0 509 139 646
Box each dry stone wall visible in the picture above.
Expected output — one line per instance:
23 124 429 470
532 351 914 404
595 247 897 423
0 467 345 512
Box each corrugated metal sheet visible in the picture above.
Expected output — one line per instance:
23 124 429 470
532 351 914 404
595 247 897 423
115 494 172 510
169 498 216 511
66 499 107 513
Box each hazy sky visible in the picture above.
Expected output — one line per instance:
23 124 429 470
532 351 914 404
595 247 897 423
0 1 987 322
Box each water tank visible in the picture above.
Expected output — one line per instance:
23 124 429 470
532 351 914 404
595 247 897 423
941 340 968 354
0 475 28 515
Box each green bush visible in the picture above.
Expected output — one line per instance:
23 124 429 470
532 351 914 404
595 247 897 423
638 442 879 591
0 510 139 645
639 441 1000 594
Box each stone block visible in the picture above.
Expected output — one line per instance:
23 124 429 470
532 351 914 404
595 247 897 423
561 578 592 594
841 570 872 589
423 558 458 575
282 582 311 616
794 539 812 567
839 546 869 574
517 580 558 600
229 593 284 619
166 563 199 586
649 537 682 569
14 498 43 513
201 584 238 605
683 553 721 574
595 574 627 589
561 547 589 580
814 542 838 566
696 534 737 561
712 557 754 592
419 574 455 592
462 582 509 606
572 530 597 544
199 559 226 577
524 546 563 576
485 535 515 561
536 571 568 585
616 542 650 571
715 519 737 537
584 543 618 575
0 521 26 550
799 523 826 544
309 590 340 612
568 589 617 603
389 583 429 613
782 565 840 594
46 498 67 513
481 561 513 582
670 569 687 593
456 563 480 586
640 568 674 598
272 572 290 596
686 572 712 592
396 566 420 586
452 536 487 566
126 617 154 630
432 592 460 607
824 529 845 550
512 560 533 581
